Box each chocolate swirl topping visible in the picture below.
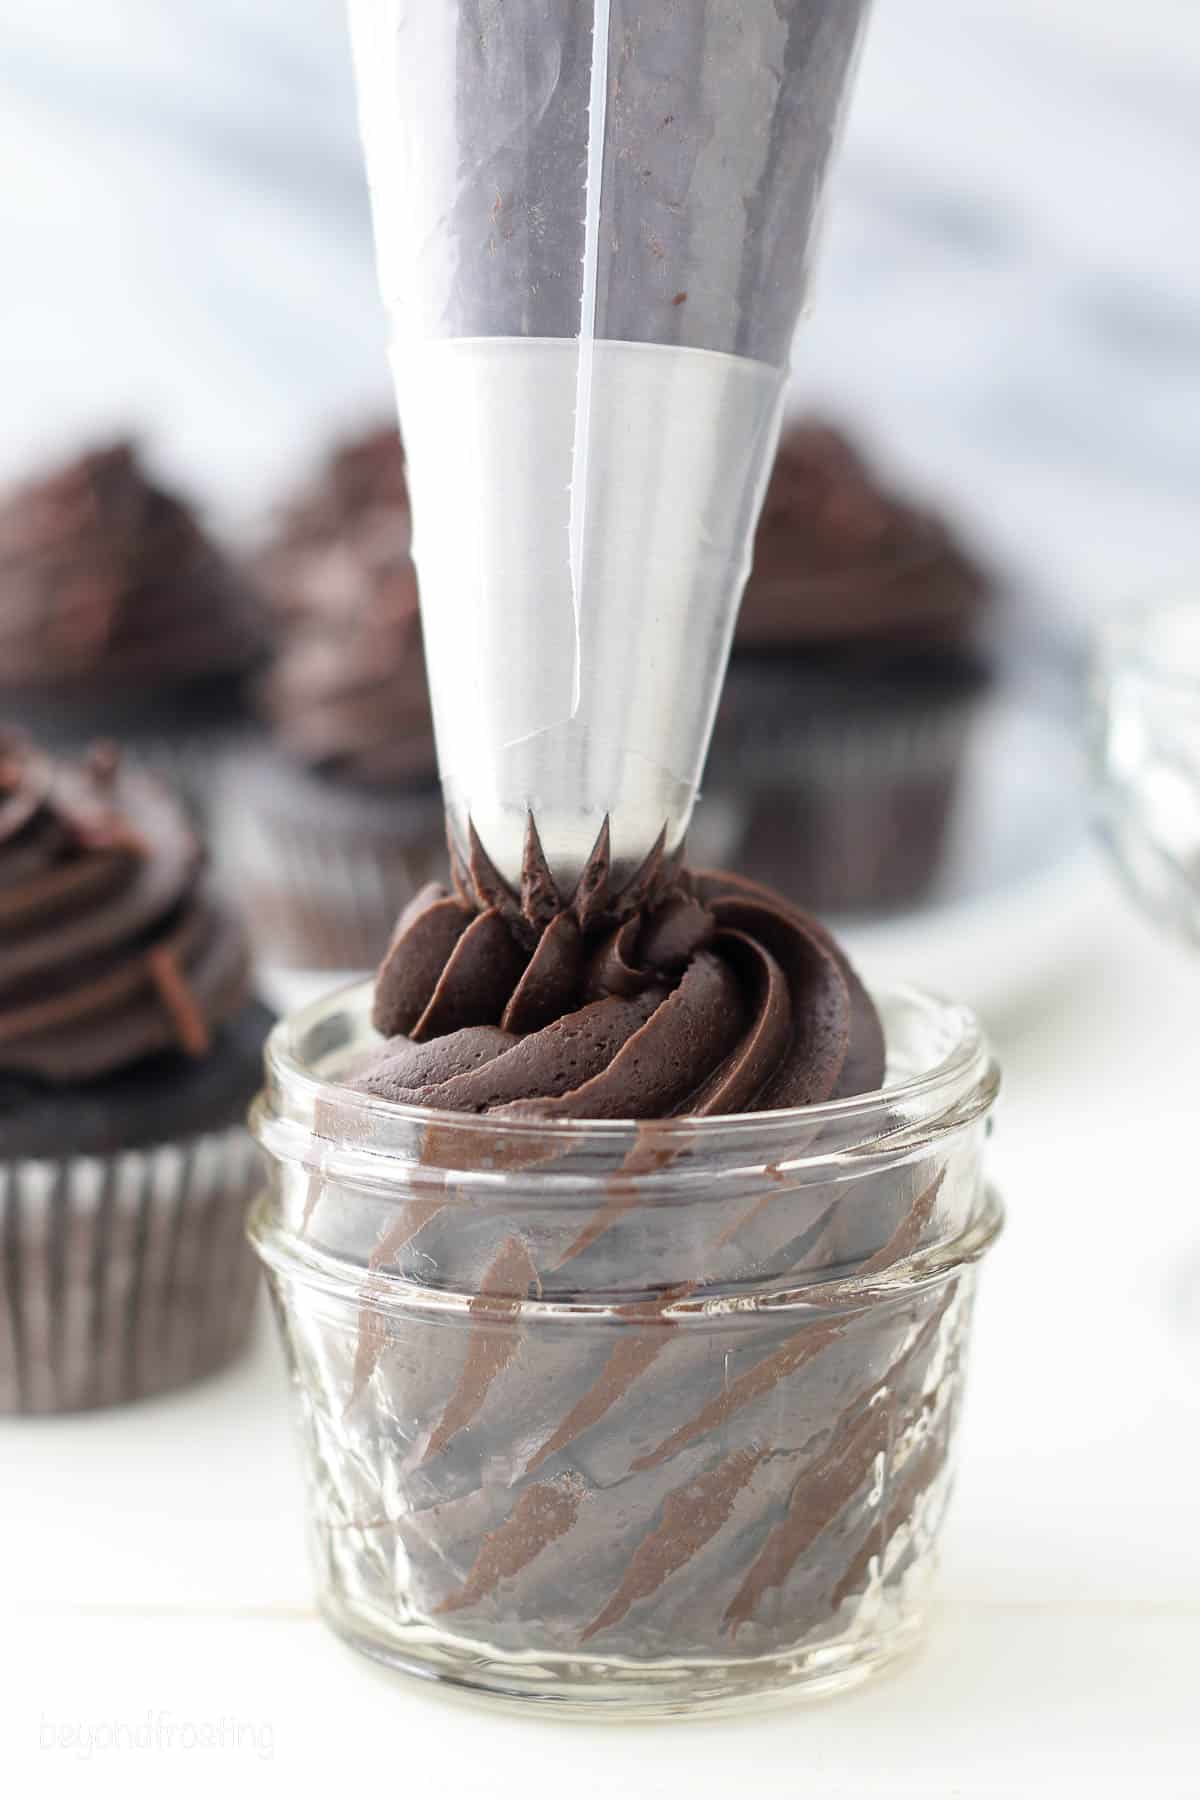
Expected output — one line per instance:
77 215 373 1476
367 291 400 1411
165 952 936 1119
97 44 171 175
258 427 434 784
0 737 252 1083
323 838 967 1659
0 442 258 691
355 819 885 1118
736 421 989 651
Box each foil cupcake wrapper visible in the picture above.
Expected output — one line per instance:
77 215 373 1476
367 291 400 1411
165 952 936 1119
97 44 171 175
0 1127 261 1415
218 759 446 971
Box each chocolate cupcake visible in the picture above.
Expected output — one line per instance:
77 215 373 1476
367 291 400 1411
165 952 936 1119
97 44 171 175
0 442 260 812
699 422 994 914
219 427 443 971
0 735 272 1413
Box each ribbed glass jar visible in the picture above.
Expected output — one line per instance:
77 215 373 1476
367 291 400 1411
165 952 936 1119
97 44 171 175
251 982 1000 1717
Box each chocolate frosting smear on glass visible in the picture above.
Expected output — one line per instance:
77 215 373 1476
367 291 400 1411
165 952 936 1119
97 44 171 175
354 819 885 1117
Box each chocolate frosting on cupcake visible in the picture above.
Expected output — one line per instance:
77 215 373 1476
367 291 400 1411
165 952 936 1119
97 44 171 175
354 819 885 1117
258 427 435 785
0 736 251 1083
736 422 989 651
265 426 411 570
0 442 258 692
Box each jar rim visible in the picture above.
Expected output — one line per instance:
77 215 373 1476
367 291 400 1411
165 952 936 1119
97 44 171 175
260 977 998 1157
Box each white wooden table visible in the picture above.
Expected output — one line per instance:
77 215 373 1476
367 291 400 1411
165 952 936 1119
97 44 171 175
4 875 1199 1797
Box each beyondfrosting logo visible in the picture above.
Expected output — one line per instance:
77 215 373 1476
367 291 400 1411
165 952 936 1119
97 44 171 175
39 1712 274 1762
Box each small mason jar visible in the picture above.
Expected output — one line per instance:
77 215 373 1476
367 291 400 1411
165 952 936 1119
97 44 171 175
251 981 1001 1716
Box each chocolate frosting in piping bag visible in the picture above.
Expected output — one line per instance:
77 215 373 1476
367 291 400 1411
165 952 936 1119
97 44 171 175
347 0 873 889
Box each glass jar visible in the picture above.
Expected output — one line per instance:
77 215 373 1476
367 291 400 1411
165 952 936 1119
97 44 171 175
251 981 1001 1717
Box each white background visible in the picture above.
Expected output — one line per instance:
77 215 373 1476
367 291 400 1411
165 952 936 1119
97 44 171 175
2 0 1200 1792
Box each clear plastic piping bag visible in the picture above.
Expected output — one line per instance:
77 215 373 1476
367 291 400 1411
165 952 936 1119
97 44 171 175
349 1 872 888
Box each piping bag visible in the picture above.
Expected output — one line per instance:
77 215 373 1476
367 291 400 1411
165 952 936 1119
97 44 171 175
348 1 872 891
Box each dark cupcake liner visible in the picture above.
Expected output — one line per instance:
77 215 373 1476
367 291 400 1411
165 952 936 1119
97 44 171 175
217 747 447 971
699 656 988 915
0 1126 262 1415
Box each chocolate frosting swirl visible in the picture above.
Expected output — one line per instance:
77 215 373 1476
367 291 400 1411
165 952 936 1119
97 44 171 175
0 737 252 1083
0 442 258 691
736 421 989 651
258 427 435 784
355 819 884 1118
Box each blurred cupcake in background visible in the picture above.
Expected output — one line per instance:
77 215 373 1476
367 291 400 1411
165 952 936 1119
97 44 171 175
219 426 444 973
0 733 272 1414
698 421 996 915
0 442 260 812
